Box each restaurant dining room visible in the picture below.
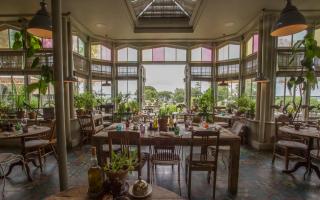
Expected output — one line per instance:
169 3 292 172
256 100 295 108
0 0 320 199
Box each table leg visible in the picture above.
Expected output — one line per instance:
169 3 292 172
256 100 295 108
93 139 102 166
228 140 240 195
2 160 32 181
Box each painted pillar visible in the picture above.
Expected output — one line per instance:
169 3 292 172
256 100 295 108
62 15 71 148
51 0 68 190
67 19 75 119
256 13 277 144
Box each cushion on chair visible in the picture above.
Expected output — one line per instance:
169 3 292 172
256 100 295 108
25 139 50 148
0 153 22 163
276 140 308 150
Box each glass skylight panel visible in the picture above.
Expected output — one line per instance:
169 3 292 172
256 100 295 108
201 47 212 62
128 47 138 62
117 48 128 62
153 47 165 61
176 49 186 61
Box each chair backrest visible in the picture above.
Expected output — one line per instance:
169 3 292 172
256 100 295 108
230 121 246 136
190 130 220 163
78 115 95 132
39 119 56 141
151 138 181 162
275 114 291 141
108 131 141 163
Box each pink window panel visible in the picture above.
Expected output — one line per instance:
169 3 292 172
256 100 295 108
152 47 165 61
42 38 53 48
253 34 259 53
201 47 212 62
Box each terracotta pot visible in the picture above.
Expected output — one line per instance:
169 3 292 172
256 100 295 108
28 112 37 119
105 169 128 197
158 117 168 132
43 107 55 120
76 109 85 116
16 111 25 119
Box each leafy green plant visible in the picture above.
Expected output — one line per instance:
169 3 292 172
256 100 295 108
103 149 137 173
74 92 97 110
28 97 39 110
158 104 177 118
126 100 139 114
198 88 214 116
236 95 255 116
10 80 26 112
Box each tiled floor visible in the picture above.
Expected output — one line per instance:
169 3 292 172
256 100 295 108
1 146 320 200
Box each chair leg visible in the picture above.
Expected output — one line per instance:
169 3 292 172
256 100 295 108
0 165 6 199
212 171 217 200
147 157 150 183
38 149 43 172
207 170 211 184
272 145 276 165
221 153 227 169
185 162 188 183
51 144 58 160
178 163 181 196
284 148 289 170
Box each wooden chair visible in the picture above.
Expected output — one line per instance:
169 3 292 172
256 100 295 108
78 115 104 146
272 115 308 170
185 130 220 199
24 120 57 172
149 138 182 194
108 131 150 182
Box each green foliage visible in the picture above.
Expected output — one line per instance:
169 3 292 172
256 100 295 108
158 91 173 102
236 95 255 115
103 149 137 173
173 88 185 103
126 100 139 114
28 97 39 110
74 92 97 110
198 88 213 115
144 86 158 102
158 104 177 118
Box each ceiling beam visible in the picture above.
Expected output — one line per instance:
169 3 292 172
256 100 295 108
173 0 190 17
137 0 155 18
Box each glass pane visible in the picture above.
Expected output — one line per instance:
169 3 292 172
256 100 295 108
218 45 228 61
128 48 137 62
118 80 127 95
201 47 212 62
78 38 85 56
176 49 186 61
72 35 78 52
127 80 137 96
278 35 291 47
42 38 52 48
101 46 111 61
253 34 259 53
0 29 9 48
9 29 19 48
92 80 102 95
315 29 320 45
246 37 253 56
153 47 165 61
292 30 307 45
91 44 101 59
229 44 240 59
117 48 127 62
142 49 152 61
275 77 285 98
191 47 201 62
165 47 176 61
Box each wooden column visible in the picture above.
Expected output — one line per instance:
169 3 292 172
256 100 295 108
111 44 117 105
256 13 277 144
185 49 191 109
67 19 75 119
52 0 68 190
239 37 246 96
62 15 71 147
137 49 143 110
87 37 92 93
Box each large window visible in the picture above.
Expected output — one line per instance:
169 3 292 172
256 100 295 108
118 80 137 100
0 28 19 48
72 35 85 56
117 47 137 62
191 47 212 62
244 78 257 100
310 77 320 119
191 66 212 78
142 47 186 62
217 64 240 76
217 44 240 61
275 77 302 107
217 80 239 106
74 77 86 94
245 34 259 56
117 66 138 77
92 80 112 99
91 44 111 61
92 64 112 75
277 30 307 48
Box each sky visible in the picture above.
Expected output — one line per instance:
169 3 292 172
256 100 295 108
144 64 185 92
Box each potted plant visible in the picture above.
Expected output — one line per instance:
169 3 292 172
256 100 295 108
83 92 97 114
246 101 256 119
235 95 251 116
103 150 137 197
43 101 55 120
27 97 39 119
158 105 177 132
74 93 85 116
11 83 26 119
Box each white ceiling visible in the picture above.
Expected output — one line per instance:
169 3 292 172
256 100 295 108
0 0 319 40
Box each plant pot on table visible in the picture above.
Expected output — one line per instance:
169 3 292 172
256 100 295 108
28 111 37 119
158 116 168 132
16 110 25 119
43 107 55 120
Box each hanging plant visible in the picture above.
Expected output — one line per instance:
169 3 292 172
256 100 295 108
287 28 320 121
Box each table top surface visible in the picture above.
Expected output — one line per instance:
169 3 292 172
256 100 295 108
279 126 320 139
214 114 234 119
45 184 185 200
0 126 50 139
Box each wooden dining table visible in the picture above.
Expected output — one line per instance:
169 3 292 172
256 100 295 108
0 126 51 181
45 184 185 200
279 125 320 178
92 125 241 195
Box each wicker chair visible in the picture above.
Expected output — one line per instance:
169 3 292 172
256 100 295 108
272 115 308 170
150 137 182 194
108 131 150 182
78 115 104 146
185 130 220 199
24 120 57 172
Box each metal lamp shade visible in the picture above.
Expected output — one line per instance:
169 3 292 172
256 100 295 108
218 81 228 86
254 73 269 83
64 76 78 83
27 2 52 39
271 0 307 37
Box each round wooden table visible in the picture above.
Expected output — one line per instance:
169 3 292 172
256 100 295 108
0 126 51 181
279 125 320 178
45 185 185 200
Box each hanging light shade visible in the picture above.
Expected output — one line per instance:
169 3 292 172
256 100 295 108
271 0 307 37
254 73 269 83
64 76 78 83
27 0 52 38
218 80 228 86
